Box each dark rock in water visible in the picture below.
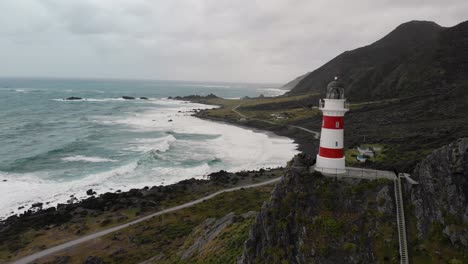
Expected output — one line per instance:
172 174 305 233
86 189 97 196
140 97 149 100
122 96 135 100
65 97 83 100
85 256 108 264
31 202 43 208
168 119 173 122
18 206 24 210
67 197 78 204
171 94 219 101
2 179 6 182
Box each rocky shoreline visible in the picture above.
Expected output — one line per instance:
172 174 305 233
0 166 284 257
0 94 302 262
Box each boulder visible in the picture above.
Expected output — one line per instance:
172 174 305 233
122 96 135 100
31 202 43 208
140 97 149 100
86 189 97 196
65 97 83 100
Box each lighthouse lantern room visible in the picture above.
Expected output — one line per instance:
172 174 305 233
315 78 349 174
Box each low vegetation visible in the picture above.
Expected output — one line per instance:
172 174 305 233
0 168 283 262
34 186 275 263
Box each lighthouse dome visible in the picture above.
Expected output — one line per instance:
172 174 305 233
326 79 345 99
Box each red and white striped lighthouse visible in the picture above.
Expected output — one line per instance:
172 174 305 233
315 78 349 174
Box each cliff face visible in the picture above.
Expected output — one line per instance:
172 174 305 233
409 138 468 247
240 156 398 264
240 140 468 264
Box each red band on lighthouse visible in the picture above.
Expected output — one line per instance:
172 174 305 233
322 116 344 129
319 147 344 158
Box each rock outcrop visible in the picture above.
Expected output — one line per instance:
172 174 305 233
409 138 468 246
65 97 83 100
240 155 397 264
182 211 257 260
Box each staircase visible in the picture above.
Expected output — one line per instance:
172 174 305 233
394 176 409 264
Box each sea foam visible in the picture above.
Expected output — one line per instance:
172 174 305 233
0 98 298 218
61 155 117 163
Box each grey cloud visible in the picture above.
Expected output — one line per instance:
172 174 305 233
0 0 466 83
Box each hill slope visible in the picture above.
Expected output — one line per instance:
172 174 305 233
241 139 468 263
287 20 468 102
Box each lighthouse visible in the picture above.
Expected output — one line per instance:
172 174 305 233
315 78 349 174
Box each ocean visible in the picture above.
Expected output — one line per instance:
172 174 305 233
0 78 298 218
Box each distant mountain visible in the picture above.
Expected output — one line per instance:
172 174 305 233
286 20 468 102
282 72 309 90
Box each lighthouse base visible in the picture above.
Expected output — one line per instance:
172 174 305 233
315 155 346 174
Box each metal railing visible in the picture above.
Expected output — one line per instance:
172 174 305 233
394 176 409 264
318 99 350 110
314 166 396 180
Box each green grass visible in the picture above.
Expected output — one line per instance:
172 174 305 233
195 95 318 124
34 185 275 264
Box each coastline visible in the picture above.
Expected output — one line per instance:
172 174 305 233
186 100 319 156
0 95 307 262
0 167 287 262
0 98 298 219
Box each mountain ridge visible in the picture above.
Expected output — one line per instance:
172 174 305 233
286 20 467 102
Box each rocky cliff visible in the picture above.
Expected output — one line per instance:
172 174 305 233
240 139 468 264
408 138 468 255
239 155 398 264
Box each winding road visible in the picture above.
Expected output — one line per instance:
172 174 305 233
232 104 320 139
12 177 282 264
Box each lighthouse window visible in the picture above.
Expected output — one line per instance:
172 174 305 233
335 141 338 147
336 121 340 128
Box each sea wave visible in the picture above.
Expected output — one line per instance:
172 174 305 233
0 97 299 219
258 87 288 96
52 98 154 102
125 134 177 153
61 155 117 163
180 84 231 88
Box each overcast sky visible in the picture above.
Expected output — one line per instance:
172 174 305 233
0 0 466 84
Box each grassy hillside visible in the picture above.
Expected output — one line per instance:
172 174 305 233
31 186 275 264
